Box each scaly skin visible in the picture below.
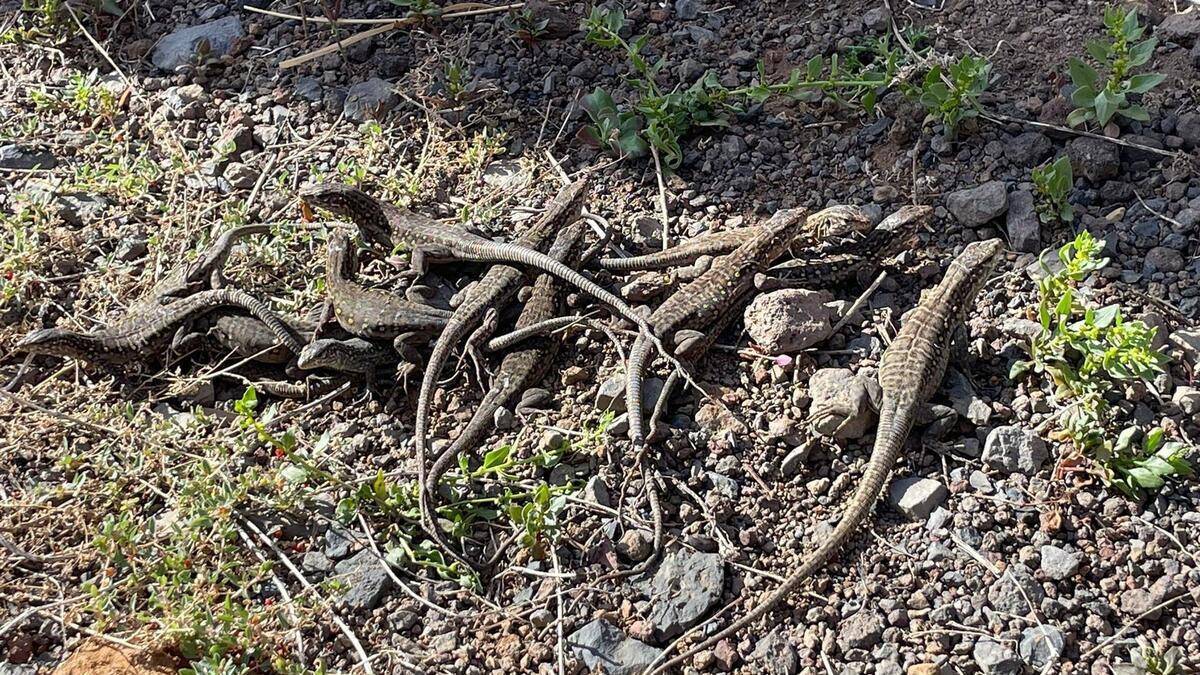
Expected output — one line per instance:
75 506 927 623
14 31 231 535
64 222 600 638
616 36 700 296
297 338 398 374
17 288 303 369
298 182 665 347
646 238 1004 675
596 205 872 272
413 180 589 553
423 220 587 566
324 229 453 339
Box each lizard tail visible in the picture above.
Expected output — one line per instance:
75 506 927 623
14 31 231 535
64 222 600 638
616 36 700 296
623 333 655 444
647 396 915 675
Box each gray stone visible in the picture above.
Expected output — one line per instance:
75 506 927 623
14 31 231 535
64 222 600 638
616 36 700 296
1179 113 1200 150
987 566 1045 614
983 425 1049 475
862 6 891 32
888 477 948 520
1004 132 1052 167
836 612 884 651
0 144 57 170
947 181 1008 226
1018 625 1065 670
744 289 836 353
1157 10 1200 46
638 548 724 640
749 629 798 674
943 369 992 425
152 16 245 72
808 368 876 440
582 476 611 507
973 638 1022 674
325 526 353 559
343 78 399 122
616 529 653 562
1066 137 1120 183
334 549 392 610
1006 189 1041 253
294 77 322 101
1145 246 1185 274
674 0 700 20
567 619 661 675
1040 544 1081 580
224 162 258 190
1172 386 1200 415
302 550 335 574
1170 328 1200 365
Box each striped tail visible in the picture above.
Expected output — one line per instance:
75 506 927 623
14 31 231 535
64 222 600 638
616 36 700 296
649 395 917 674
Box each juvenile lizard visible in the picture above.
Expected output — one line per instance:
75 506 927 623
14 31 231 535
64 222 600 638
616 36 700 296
324 229 453 354
422 219 587 564
18 288 303 370
413 179 589 546
595 205 871 272
646 238 1004 674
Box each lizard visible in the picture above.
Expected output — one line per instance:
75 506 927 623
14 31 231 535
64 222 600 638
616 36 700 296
17 288 304 370
422 218 588 565
607 205 928 582
297 182 678 360
323 228 454 356
412 179 590 549
645 238 1004 675
594 204 872 273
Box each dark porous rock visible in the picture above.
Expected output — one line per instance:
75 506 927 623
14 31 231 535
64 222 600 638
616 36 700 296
1144 246 1185 274
1066 137 1120 183
638 548 724 640
836 611 884 652
152 16 245 72
1040 544 1081 580
1177 112 1200 150
1004 131 1051 167
343 78 399 122
0 144 57 170
749 630 799 674
333 549 392 610
1005 189 1040 253
1157 10 1200 46
987 565 1045 614
973 638 1022 674
567 619 661 675
947 181 1008 226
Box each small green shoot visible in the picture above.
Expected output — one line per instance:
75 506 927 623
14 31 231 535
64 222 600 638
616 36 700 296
1031 156 1074 224
1010 232 1190 495
1066 6 1164 127
579 6 898 167
909 54 991 136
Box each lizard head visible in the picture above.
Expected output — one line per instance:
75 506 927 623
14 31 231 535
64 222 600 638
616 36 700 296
16 328 95 359
298 183 392 250
297 338 357 372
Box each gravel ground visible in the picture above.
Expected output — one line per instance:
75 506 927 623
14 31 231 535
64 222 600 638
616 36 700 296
1 1 1198 674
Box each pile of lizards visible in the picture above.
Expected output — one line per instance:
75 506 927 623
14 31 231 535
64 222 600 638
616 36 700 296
12 176 1006 649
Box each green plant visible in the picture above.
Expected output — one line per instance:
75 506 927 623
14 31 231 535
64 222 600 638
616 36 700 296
504 8 550 46
1066 6 1164 127
1031 156 1074 224
1010 232 1190 495
579 6 897 167
388 0 440 17
909 54 991 136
